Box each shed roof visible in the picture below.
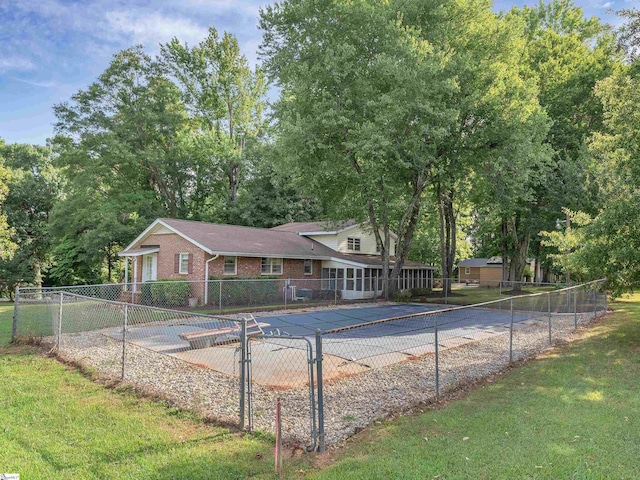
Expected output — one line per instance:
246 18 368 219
458 257 503 268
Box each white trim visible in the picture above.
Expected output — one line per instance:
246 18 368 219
178 252 189 274
223 256 237 275
122 219 214 255
297 231 337 236
299 222 399 239
118 247 159 257
207 251 332 260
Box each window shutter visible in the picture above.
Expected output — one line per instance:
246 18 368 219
174 254 180 273
188 253 193 274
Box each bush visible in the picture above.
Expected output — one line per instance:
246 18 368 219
207 277 282 307
392 290 411 303
410 287 432 297
141 279 191 307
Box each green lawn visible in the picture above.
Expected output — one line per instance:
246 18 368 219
423 284 561 306
296 294 640 479
1 295 639 479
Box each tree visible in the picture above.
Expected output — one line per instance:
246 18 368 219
262 0 502 295
0 142 16 263
576 67 640 294
0 143 59 294
228 144 323 228
421 0 552 292
160 28 268 219
499 0 620 286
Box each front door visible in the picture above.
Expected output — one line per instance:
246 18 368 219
142 254 157 282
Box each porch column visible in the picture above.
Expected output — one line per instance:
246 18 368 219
124 258 129 291
132 257 138 293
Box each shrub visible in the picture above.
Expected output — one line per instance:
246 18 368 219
141 279 191 307
410 287 432 297
392 290 411 303
207 277 282 307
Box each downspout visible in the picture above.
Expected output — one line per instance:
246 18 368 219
204 254 220 305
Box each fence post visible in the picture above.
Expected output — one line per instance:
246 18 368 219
435 315 440 396
499 281 502 299
284 279 288 309
239 318 247 430
121 304 128 380
509 298 514 363
547 292 552 345
219 281 223 313
593 286 597 320
574 288 578 330
57 292 64 350
315 330 325 453
334 278 338 305
11 286 19 342
604 285 608 313
275 397 283 477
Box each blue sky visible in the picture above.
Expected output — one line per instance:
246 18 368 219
0 0 628 146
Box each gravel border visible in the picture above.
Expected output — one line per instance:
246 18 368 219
49 306 604 449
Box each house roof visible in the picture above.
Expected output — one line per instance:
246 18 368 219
272 219 398 239
148 218 339 259
271 220 357 234
120 218 433 269
458 257 503 268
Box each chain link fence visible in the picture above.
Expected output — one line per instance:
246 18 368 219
11 279 607 450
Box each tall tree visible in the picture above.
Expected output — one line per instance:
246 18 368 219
578 65 640 293
0 142 16 263
501 0 620 286
52 47 191 282
0 143 59 293
160 28 268 219
422 0 551 291
260 0 459 295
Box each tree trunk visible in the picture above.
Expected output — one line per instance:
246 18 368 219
508 217 530 293
437 186 456 294
388 175 426 295
500 218 509 283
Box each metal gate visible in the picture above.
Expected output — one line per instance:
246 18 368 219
243 334 324 452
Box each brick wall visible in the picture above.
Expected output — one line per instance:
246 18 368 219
133 233 207 282
206 255 323 279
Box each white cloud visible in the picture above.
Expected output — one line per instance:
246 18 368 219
601 2 612 8
0 56 35 73
105 11 209 49
11 77 57 88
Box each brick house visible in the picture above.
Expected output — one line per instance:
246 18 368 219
119 218 435 304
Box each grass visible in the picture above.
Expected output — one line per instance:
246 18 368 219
421 285 561 306
291 294 640 479
1 295 639 478
0 302 13 344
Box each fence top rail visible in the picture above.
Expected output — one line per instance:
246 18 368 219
322 278 606 335
18 277 353 292
27 290 243 324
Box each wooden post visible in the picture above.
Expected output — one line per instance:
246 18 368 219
275 398 283 477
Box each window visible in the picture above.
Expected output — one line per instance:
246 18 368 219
465 267 470 275
261 257 283 275
303 259 313 275
224 256 237 275
179 253 189 274
347 237 361 252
